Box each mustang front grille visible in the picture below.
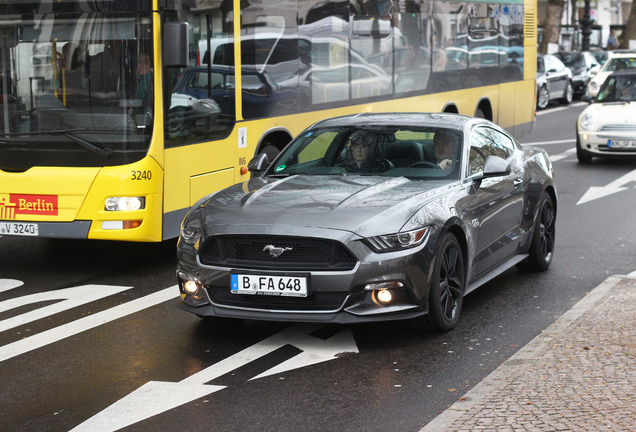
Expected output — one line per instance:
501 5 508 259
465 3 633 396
199 235 357 270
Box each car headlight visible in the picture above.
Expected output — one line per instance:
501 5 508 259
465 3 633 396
180 221 202 246
366 227 430 252
589 81 599 91
580 113 595 130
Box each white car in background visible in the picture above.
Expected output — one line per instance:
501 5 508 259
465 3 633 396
586 52 636 97
577 70 636 163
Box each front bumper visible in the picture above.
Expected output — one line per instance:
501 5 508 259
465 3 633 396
577 130 636 156
176 231 437 323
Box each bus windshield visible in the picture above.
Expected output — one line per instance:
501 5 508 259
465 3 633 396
0 1 153 171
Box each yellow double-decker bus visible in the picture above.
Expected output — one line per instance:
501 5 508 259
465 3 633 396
0 0 536 242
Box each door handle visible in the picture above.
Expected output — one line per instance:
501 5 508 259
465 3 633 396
513 178 523 186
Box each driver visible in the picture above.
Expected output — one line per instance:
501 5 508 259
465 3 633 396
338 130 389 173
433 130 456 170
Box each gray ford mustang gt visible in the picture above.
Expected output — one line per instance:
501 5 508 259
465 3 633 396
176 113 556 332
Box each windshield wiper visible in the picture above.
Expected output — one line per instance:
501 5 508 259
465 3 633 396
64 133 113 158
5 128 113 158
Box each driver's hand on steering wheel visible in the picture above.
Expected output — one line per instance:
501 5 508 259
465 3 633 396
438 159 452 170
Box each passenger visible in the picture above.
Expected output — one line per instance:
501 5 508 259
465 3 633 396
433 130 457 170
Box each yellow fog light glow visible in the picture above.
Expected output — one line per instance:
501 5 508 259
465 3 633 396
184 280 199 294
583 133 590 140
376 289 393 304
365 281 403 306
105 196 145 211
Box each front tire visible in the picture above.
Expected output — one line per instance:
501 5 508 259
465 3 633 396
422 232 465 332
576 136 593 164
537 85 549 109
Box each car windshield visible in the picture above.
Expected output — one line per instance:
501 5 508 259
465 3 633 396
557 53 584 68
268 126 463 180
596 75 636 102
603 57 636 72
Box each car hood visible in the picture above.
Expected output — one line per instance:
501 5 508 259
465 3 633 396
189 175 456 237
581 101 636 127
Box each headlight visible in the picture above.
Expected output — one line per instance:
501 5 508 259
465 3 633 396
580 113 595 130
366 227 430 252
105 197 145 211
180 221 202 246
589 81 599 91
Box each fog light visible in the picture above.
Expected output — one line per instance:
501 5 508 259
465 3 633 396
184 280 199 294
101 220 143 230
376 289 393 304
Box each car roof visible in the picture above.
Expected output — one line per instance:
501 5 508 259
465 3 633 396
308 112 475 130
606 51 636 59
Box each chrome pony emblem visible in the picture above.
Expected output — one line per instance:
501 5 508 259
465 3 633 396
263 245 293 258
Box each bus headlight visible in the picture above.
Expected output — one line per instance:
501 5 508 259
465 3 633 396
105 197 145 211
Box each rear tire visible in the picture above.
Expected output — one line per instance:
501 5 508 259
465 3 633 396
520 192 555 271
560 81 573 105
418 232 465 332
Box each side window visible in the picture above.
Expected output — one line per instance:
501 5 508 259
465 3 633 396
469 126 513 175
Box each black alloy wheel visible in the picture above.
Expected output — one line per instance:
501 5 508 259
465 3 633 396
522 192 556 271
424 232 465 332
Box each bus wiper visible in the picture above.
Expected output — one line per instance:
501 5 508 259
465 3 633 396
5 128 113 158
64 133 114 158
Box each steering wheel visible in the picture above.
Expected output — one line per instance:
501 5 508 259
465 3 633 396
409 161 441 169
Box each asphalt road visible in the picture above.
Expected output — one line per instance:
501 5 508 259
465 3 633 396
1 101 635 432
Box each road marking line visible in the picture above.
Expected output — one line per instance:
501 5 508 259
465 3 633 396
0 286 178 363
521 139 575 146
0 279 23 293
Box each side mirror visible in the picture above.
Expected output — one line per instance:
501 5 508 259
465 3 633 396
581 94 593 104
163 23 189 68
248 153 269 175
479 155 510 179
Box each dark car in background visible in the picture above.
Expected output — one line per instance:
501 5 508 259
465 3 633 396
555 51 600 99
176 113 557 332
536 54 573 109
169 65 298 131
